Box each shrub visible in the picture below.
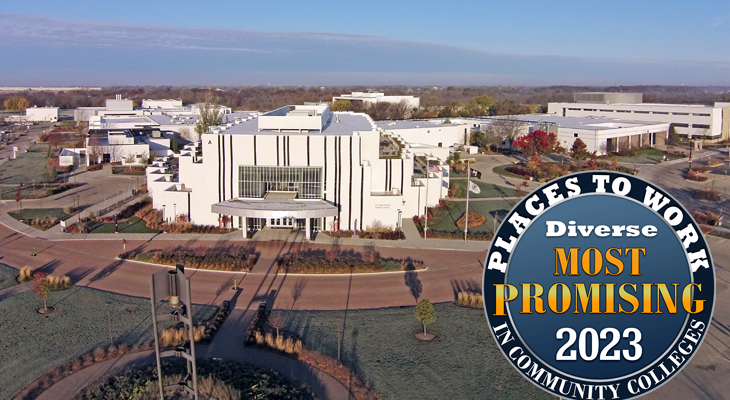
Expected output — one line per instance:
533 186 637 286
687 170 710 182
87 164 103 172
120 246 257 271
456 291 484 309
18 266 34 282
276 250 424 274
695 189 723 202
693 210 722 226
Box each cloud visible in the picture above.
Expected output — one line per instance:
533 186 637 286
0 13 728 85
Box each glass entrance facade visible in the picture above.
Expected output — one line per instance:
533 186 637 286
238 166 322 199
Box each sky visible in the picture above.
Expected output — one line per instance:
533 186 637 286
1 0 730 86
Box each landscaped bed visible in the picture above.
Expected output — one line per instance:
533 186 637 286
73 359 315 400
8 208 72 230
272 304 551 400
0 285 216 400
412 199 515 241
120 246 259 271
276 247 424 274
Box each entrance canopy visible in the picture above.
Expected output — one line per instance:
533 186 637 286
211 192 338 219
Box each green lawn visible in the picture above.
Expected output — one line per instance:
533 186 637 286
600 148 683 164
88 217 161 234
274 304 550 400
0 286 216 400
0 143 59 185
427 199 515 234
449 180 518 198
8 208 70 222
0 263 18 290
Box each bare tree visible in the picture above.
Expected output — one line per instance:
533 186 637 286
484 118 528 144
268 314 286 337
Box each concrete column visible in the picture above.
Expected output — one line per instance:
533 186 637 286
242 217 248 239
305 218 311 241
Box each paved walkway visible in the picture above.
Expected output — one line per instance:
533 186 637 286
0 281 32 301
37 309 351 400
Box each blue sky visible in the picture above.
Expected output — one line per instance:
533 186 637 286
1 0 729 86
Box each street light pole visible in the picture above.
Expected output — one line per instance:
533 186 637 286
689 134 694 171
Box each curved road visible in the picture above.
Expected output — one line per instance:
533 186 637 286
0 224 484 311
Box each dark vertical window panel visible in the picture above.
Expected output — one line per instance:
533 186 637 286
276 136 280 166
348 136 353 230
230 135 234 199
323 138 327 201
253 136 257 166
400 159 404 195
307 136 310 166
217 136 222 202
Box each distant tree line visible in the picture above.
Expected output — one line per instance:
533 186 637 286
1 85 728 119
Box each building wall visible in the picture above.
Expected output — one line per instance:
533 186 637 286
25 107 58 122
548 102 721 138
157 128 448 230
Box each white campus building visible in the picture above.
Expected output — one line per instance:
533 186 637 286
147 104 464 239
332 92 420 109
25 106 59 122
548 92 730 140
471 115 670 156
74 95 232 123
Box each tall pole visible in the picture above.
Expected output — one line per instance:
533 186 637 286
689 133 693 171
464 160 470 242
424 170 429 240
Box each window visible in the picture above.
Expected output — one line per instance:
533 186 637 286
653 112 669 115
238 166 323 199
573 133 578 138
634 111 650 114
697 114 711 117
616 110 630 113
673 123 689 128
692 124 710 129
673 112 689 116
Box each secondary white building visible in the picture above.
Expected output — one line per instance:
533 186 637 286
74 95 233 122
25 106 59 122
148 104 449 239
477 115 670 156
333 92 420 109
548 92 730 140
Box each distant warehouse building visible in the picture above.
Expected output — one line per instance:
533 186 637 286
548 92 730 140
333 92 420 109
25 106 58 122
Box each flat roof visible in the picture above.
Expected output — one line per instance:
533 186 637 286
375 120 451 130
209 111 375 136
211 194 338 218
485 115 668 131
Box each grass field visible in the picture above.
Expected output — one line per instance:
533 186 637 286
8 208 70 222
0 286 216 400
600 148 682 164
448 180 518 198
0 263 18 290
274 304 550 400
88 217 161 234
0 143 58 185
427 199 515 234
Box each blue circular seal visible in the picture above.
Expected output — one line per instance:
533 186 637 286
483 171 715 399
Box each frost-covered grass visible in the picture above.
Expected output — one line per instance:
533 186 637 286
275 304 551 400
0 286 215 400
